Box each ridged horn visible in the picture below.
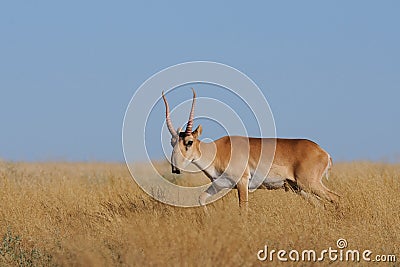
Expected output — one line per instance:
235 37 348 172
162 91 177 136
185 88 196 134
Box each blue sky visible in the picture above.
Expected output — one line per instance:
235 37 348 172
0 1 399 162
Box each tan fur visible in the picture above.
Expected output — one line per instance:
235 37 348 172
175 134 340 207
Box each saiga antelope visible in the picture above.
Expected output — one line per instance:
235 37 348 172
162 89 340 208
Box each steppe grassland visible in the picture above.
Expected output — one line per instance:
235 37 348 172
0 161 399 266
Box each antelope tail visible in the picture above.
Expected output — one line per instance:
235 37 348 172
324 155 333 181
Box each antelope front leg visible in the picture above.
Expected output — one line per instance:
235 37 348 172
199 180 226 206
199 191 212 206
237 175 250 210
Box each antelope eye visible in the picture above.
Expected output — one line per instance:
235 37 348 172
186 140 193 147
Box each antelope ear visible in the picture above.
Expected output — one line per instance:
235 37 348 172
177 127 182 134
192 125 202 138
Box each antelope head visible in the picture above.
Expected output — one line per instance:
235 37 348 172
162 89 202 174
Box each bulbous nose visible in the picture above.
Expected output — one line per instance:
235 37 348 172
171 165 181 174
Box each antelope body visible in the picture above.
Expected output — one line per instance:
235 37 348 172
162 89 340 207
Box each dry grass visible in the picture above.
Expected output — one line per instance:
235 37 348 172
0 161 399 266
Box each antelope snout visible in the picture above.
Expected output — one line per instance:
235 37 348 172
171 165 181 174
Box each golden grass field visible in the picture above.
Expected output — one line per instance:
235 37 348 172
0 161 399 266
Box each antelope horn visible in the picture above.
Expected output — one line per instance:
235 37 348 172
162 91 177 136
185 88 196 134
